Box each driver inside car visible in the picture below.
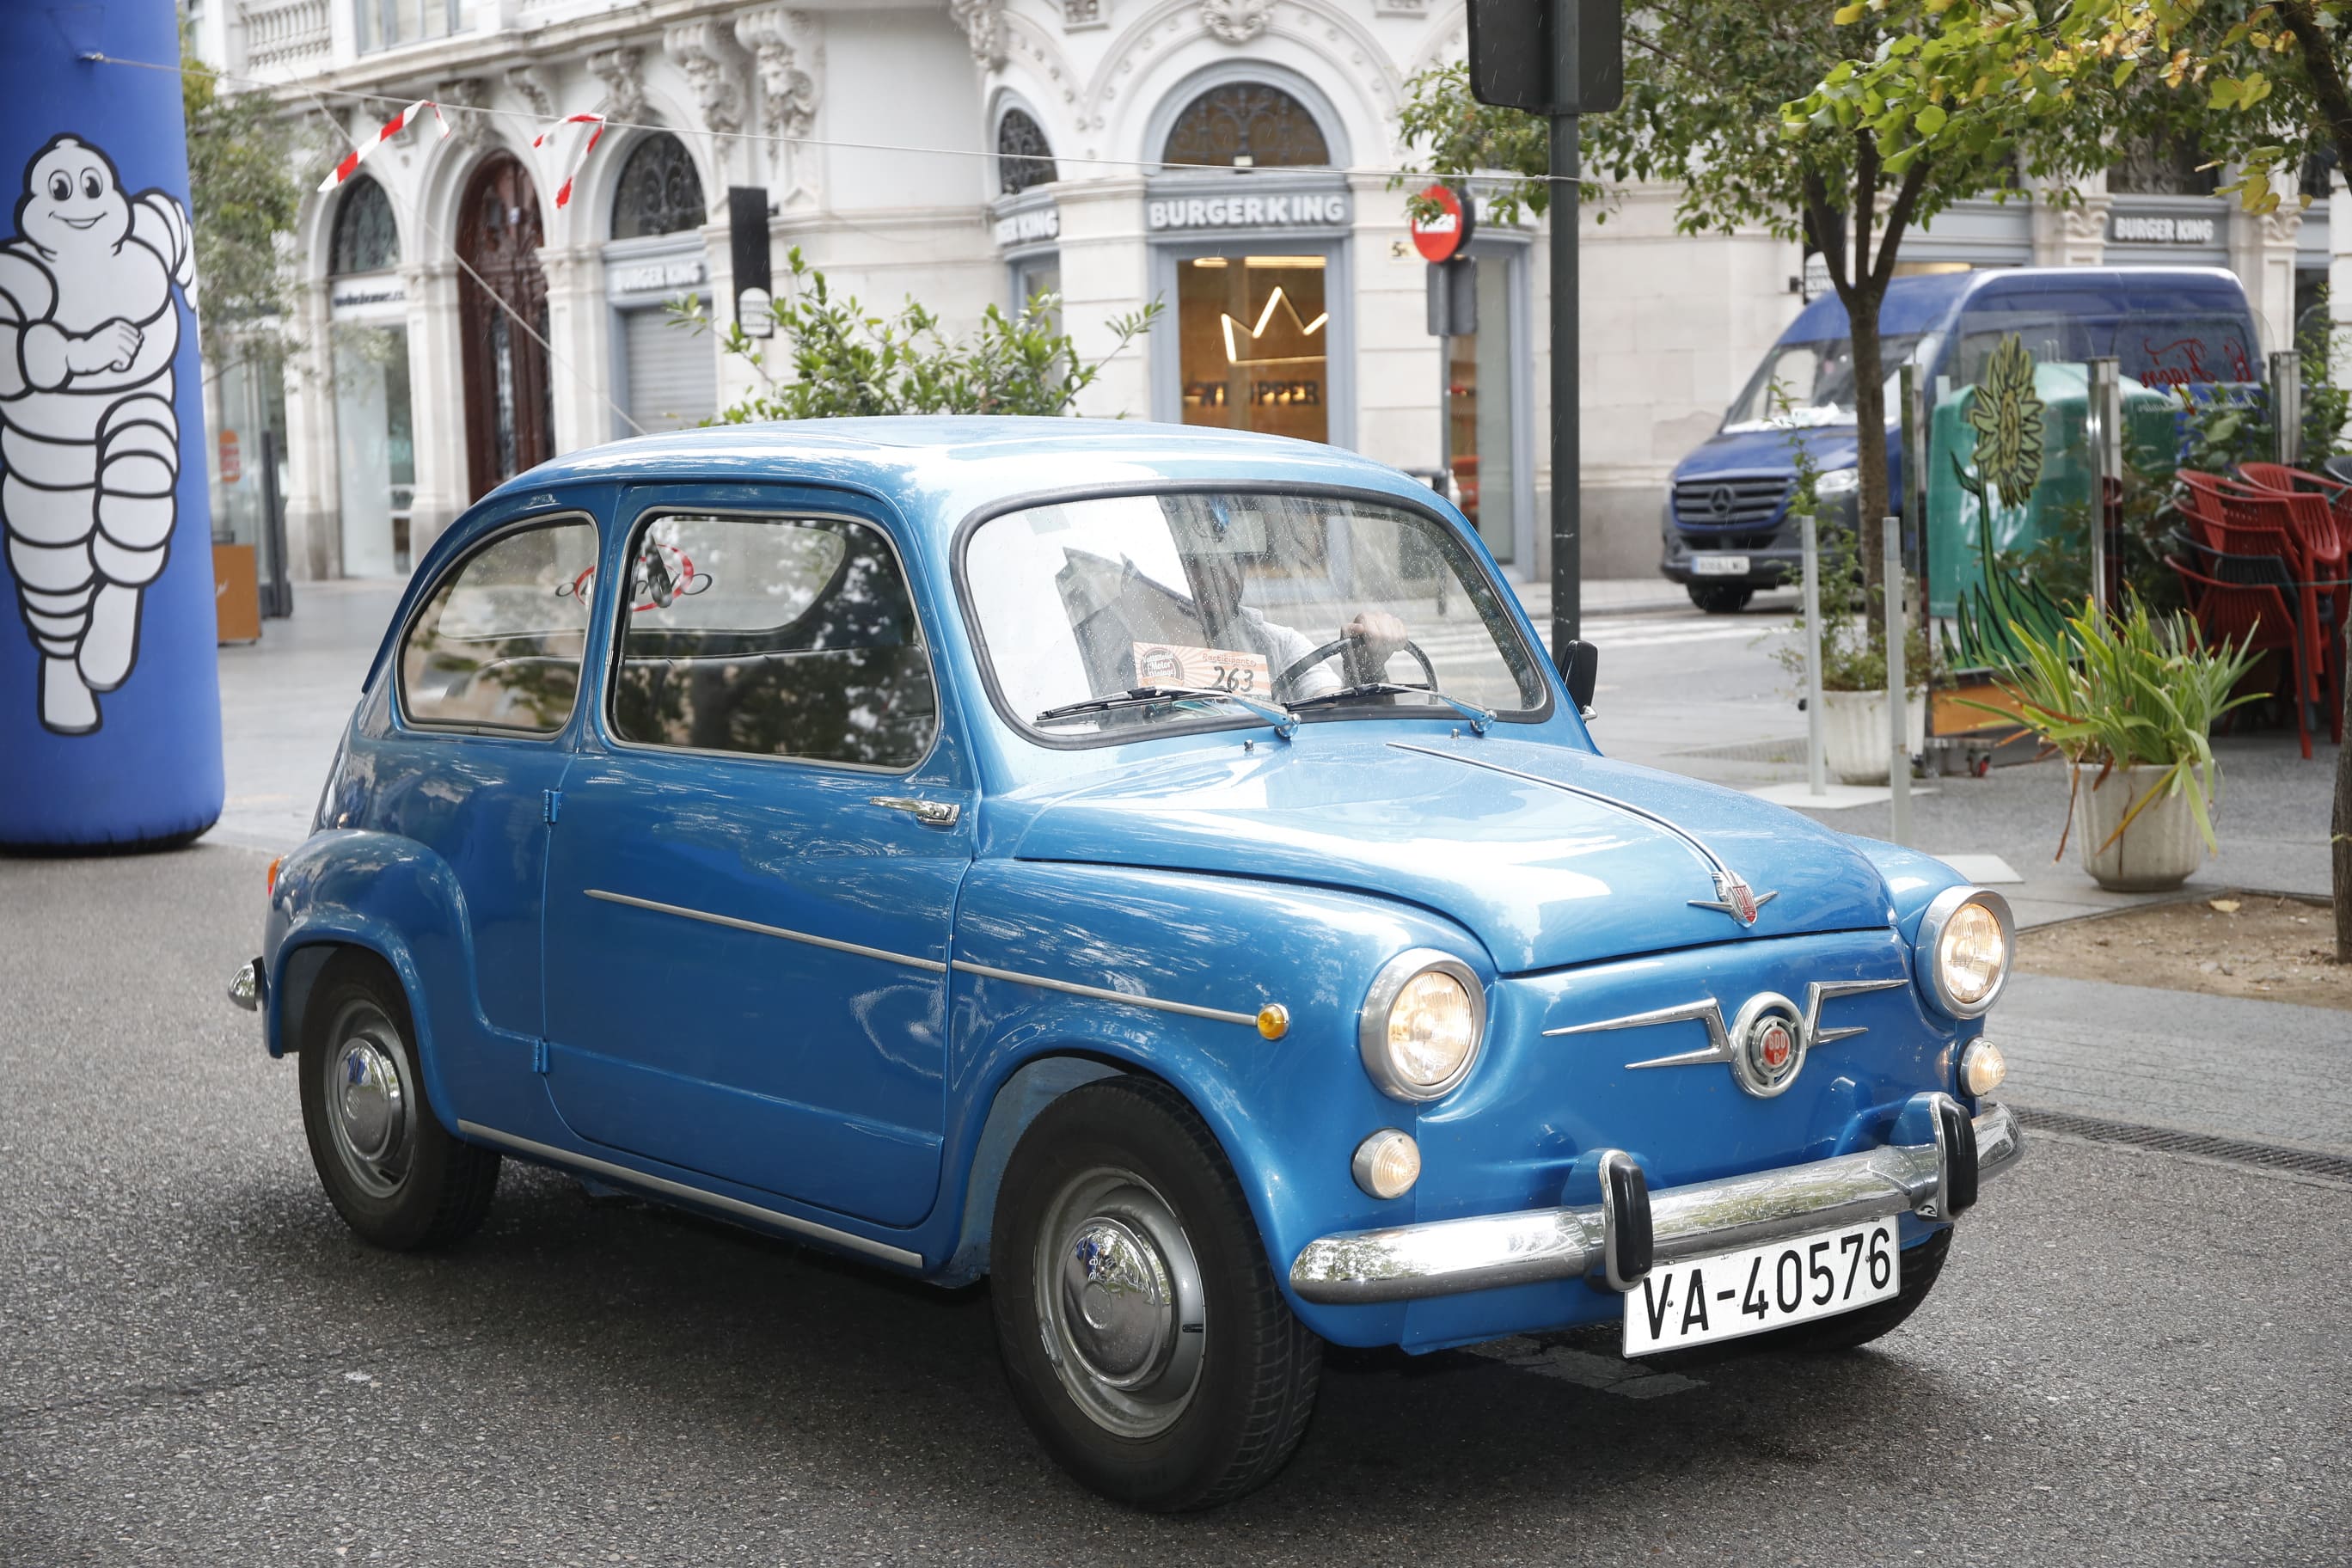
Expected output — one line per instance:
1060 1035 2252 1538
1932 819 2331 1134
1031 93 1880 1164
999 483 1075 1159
1185 547 1410 702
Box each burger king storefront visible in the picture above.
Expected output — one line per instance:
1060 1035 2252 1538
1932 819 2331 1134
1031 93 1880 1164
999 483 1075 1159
988 69 1541 578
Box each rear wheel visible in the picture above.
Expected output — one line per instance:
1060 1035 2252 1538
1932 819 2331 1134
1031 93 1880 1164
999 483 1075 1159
991 1076 1321 1511
1687 583 1755 615
297 957 500 1250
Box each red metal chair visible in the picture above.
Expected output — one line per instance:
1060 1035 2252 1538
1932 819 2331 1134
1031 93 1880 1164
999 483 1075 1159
2167 554 2331 758
2176 482 2331 702
2233 460 2352 587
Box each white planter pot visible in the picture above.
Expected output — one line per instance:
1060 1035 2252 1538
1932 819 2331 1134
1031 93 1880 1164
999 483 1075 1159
2072 763 2204 891
1819 689 1926 786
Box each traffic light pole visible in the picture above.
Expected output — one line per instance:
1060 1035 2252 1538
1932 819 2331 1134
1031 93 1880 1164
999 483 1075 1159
1550 109 1580 662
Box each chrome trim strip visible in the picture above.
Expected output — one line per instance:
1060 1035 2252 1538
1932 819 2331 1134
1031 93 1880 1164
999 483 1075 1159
1546 977 1908 1071
1288 1102 2024 1306
948 959 1261 1027
455 1121 925 1268
1386 741 1774 922
583 889 947 973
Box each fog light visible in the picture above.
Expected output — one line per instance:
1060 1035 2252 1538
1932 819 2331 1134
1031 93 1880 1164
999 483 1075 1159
1960 1038 2006 1097
1351 1129 1421 1199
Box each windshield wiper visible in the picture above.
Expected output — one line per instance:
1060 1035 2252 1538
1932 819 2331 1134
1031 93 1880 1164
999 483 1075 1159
1286 681 1493 736
1034 685 1297 740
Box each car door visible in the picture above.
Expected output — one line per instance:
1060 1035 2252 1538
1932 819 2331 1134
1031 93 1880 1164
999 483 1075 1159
538 490 968 1228
369 509 601 1084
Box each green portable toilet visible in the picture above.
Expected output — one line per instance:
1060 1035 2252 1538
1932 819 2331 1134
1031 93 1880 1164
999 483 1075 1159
1927 362 2177 622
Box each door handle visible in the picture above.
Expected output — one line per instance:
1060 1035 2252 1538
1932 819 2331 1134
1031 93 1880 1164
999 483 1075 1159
869 795 960 827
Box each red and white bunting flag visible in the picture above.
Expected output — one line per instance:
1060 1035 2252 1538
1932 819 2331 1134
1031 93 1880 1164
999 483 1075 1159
532 113 607 209
316 101 450 193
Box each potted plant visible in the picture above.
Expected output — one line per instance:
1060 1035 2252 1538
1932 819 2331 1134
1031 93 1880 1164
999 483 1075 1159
1971 598 2262 891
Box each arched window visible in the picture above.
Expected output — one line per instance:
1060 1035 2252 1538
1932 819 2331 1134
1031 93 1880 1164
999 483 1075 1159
1161 83 1329 169
330 175 399 275
997 107 1057 196
610 133 708 240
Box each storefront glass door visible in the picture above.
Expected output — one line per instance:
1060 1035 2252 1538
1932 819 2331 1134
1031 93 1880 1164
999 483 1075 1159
1444 250 1522 566
332 322 417 578
1178 254 1329 445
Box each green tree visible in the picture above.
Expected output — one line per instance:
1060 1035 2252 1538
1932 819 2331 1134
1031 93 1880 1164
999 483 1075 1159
671 248 1160 421
181 46 303 379
1399 3 2134 640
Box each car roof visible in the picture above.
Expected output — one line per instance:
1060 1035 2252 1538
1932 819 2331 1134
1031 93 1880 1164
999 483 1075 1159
1779 265 2252 340
481 416 1441 536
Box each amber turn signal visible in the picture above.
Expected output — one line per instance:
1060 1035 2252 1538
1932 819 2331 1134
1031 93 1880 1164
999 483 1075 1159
1256 1003 1289 1040
266 855 283 897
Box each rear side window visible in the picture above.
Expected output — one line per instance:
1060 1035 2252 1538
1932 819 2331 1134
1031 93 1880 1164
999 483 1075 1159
609 511 937 769
398 519 599 733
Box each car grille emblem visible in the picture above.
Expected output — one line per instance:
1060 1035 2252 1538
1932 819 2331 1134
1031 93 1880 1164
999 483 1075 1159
1545 978 1908 1099
1708 484 1736 519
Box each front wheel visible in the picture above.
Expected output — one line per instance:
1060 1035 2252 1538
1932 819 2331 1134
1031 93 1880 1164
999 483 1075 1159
1687 583 1755 615
991 1077 1321 1510
297 957 501 1251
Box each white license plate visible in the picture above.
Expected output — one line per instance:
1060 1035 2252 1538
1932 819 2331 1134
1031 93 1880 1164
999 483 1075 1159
1623 1218 1899 1356
1690 554 1750 577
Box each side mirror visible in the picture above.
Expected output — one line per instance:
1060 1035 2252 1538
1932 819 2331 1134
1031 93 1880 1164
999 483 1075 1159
1556 638 1598 715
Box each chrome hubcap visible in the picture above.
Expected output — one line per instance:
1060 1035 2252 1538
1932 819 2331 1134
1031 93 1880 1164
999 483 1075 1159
323 1000 415 1199
1035 1169 1205 1439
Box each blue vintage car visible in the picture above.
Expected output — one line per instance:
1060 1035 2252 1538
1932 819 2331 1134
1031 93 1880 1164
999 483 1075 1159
230 418 2021 1510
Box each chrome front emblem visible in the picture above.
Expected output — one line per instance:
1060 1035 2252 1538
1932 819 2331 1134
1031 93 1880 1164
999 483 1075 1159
1690 870 1776 926
1708 484 1736 519
1546 978 1907 1099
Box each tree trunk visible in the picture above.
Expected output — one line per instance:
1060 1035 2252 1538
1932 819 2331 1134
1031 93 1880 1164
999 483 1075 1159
2273 2 2352 959
1847 285 1890 646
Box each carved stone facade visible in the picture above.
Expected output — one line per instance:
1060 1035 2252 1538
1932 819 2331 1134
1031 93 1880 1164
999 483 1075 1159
585 45 646 125
664 20 747 138
1202 0 1276 45
736 6 822 203
952 0 1008 68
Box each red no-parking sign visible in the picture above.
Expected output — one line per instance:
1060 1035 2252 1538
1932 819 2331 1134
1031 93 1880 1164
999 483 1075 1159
1409 184 1474 263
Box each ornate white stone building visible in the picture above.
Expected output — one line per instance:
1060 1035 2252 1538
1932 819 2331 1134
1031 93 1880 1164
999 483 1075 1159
188 0 2330 589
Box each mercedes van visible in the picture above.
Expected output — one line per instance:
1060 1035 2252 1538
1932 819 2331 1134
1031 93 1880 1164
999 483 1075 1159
1658 267 2260 612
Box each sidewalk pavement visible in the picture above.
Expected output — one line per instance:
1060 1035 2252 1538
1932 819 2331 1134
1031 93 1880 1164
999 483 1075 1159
1994 972 2352 1157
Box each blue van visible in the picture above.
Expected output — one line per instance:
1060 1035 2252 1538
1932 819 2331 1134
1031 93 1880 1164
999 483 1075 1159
1658 266 2262 612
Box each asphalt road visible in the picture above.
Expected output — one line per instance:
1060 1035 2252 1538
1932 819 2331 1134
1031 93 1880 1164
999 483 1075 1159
4 844 2349 1565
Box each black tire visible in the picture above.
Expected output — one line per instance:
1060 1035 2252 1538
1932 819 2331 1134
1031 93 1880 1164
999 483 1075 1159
1767 1226 1953 1352
1687 583 1755 615
297 955 500 1251
991 1076 1321 1511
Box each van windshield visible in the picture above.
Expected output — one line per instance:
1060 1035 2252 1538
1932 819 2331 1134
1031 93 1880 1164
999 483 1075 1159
1723 334 1929 432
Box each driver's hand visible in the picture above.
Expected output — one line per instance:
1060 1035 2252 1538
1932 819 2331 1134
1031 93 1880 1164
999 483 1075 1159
1343 610 1407 683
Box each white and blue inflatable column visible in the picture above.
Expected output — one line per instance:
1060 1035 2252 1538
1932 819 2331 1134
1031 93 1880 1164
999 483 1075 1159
0 3 224 850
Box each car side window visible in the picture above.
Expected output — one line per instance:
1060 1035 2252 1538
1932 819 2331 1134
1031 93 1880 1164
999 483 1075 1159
398 519 599 734
609 511 938 769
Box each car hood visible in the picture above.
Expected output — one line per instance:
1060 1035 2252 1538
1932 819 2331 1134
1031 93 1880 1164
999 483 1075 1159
1006 734 1895 975
1674 424 1858 482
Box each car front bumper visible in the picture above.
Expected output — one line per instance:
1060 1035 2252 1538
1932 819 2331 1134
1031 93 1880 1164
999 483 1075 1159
1289 1097 2021 1306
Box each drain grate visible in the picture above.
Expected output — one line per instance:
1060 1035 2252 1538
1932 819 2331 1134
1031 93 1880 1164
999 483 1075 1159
2016 1106 2352 1184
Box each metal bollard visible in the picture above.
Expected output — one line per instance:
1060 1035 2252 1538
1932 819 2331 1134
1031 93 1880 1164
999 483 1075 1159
1802 514 1825 796
1885 515 1910 846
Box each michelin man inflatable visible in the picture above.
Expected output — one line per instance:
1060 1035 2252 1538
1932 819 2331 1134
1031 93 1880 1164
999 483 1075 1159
0 0 223 853
0 134 194 735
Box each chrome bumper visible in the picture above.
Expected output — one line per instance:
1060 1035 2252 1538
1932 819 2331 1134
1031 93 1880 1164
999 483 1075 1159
1289 1099 2023 1307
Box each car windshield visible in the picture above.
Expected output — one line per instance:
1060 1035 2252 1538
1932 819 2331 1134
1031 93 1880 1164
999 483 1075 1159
962 490 1547 743
1722 333 1930 431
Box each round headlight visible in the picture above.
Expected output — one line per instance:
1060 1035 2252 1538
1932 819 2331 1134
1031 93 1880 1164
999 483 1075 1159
1359 950 1485 1101
1917 887 2014 1019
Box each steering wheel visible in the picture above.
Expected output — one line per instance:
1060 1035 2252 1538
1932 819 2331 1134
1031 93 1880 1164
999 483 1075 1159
1276 630 1438 698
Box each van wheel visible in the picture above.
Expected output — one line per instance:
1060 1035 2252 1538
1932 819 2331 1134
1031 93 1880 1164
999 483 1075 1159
992 1076 1321 1511
1687 584 1755 615
297 957 500 1251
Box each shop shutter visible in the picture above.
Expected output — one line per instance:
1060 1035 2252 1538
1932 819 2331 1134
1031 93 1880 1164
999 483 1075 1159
621 306 718 433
